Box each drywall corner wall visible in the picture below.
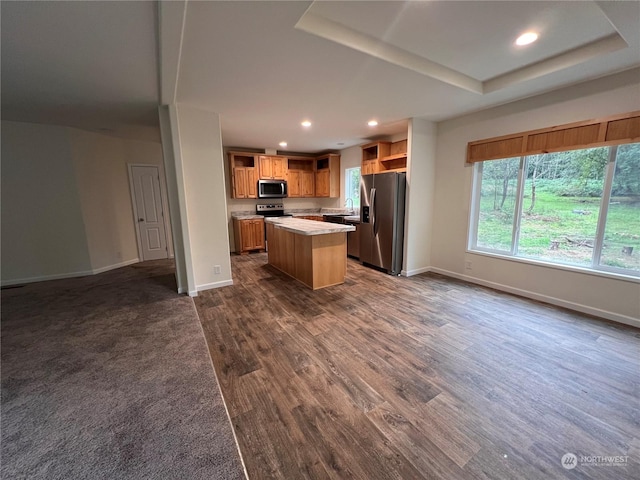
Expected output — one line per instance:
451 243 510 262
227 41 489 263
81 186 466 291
403 118 437 276
173 105 232 292
340 144 361 206
1 121 92 284
1 120 172 285
69 129 140 271
431 69 640 324
69 128 172 273
159 106 188 293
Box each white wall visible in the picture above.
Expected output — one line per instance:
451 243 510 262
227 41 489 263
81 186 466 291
172 105 232 292
403 118 437 276
431 69 640 325
1 121 92 284
340 144 361 206
159 106 188 293
70 130 139 271
69 129 174 271
1 120 172 285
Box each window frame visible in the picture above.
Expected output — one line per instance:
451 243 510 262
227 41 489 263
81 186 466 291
467 144 639 280
344 166 361 208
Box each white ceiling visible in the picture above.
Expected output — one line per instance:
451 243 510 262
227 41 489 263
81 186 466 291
2 1 639 152
1 1 159 134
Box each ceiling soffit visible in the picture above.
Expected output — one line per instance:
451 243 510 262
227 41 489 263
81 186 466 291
295 1 630 95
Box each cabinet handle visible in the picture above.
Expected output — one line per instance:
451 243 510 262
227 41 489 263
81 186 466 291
370 188 376 234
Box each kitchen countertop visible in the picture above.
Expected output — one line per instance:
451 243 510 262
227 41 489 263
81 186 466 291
289 212 323 217
231 214 263 220
265 217 355 235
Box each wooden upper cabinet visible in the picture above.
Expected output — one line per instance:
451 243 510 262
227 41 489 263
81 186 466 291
316 170 330 197
301 171 315 197
246 168 257 198
361 141 391 175
362 160 376 175
287 157 315 197
379 140 407 172
288 170 301 197
258 155 287 180
258 155 272 179
229 152 258 199
272 157 286 179
234 167 247 198
314 154 340 198
361 140 406 173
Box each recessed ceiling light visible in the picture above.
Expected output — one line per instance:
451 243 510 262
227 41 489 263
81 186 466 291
279 141 287 147
301 120 312 128
368 120 378 127
515 32 538 46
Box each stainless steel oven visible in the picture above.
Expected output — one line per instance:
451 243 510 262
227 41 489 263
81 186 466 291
258 180 287 198
256 204 291 247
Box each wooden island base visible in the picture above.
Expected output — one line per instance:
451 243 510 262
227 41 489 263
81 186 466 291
266 221 351 289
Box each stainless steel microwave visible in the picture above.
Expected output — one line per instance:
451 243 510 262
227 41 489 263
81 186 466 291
258 179 288 198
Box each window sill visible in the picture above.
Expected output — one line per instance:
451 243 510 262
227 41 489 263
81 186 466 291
466 248 640 284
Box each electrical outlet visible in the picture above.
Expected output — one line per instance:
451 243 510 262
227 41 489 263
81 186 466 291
214 265 221 274
465 261 472 270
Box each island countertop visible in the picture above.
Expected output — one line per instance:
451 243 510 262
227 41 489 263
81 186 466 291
265 217 355 236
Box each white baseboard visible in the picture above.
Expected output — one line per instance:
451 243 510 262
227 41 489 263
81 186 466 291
1 258 140 287
2 270 94 287
428 267 640 329
402 266 431 277
91 258 140 275
188 278 234 297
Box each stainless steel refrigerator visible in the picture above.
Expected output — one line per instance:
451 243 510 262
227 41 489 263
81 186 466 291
360 172 406 275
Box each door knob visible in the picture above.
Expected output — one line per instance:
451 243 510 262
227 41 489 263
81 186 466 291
138 218 144 222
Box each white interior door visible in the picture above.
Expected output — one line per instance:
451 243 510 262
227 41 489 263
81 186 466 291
130 165 168 261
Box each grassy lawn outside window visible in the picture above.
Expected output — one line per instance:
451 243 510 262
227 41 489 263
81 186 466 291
469 143 640 276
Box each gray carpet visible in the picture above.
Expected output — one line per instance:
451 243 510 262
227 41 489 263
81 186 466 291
1 260 245 480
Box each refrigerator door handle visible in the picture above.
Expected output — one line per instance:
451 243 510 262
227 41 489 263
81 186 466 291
371 187 377 235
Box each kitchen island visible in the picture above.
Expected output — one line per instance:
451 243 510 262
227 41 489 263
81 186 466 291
265 217 355 290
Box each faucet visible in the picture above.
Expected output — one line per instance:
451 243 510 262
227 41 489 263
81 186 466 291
345 198 353 213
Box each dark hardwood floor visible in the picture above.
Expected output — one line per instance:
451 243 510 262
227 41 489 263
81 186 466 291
194 253 639 479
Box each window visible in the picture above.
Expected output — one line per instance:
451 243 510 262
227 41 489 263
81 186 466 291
469 143 640 276
345 167 361 208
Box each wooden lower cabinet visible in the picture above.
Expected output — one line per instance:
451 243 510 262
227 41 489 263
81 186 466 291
346 221 360 259
266 223 348 290
233 218 265 254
